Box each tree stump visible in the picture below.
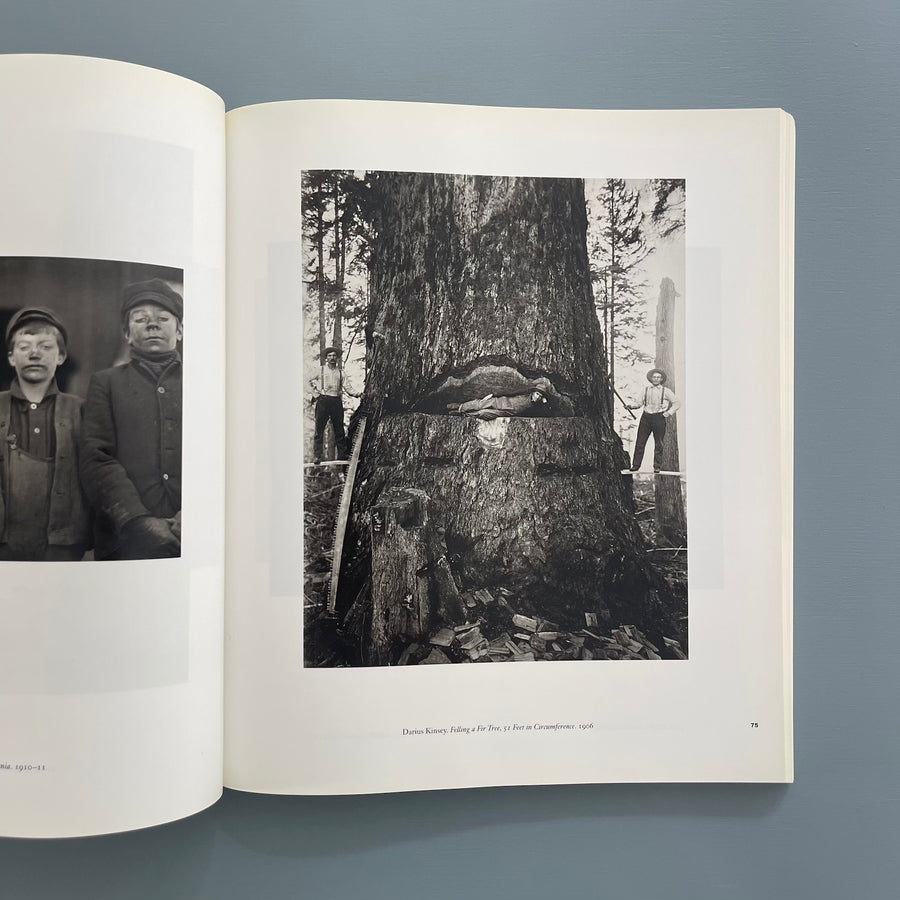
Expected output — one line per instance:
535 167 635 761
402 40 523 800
370 487 465 665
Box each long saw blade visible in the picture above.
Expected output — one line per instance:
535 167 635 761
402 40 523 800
327 416 366 615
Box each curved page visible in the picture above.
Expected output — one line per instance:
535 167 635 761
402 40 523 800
0 55 226 837
225 100 792 793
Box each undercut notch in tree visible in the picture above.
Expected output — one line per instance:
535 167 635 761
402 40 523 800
413 362 577 416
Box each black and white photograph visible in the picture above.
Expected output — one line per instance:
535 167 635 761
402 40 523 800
0 257 184 561
302 171 686 666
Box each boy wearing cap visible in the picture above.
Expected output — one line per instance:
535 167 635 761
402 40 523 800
0 308 92 560
80 279 183 559
627 368 680 473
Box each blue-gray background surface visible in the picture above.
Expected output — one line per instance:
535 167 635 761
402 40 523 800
2 2 898 897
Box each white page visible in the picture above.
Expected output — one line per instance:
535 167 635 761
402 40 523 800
0 56 226 837
225 100 792 791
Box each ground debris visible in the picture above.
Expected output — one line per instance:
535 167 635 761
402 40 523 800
305 465 687 669
457 627 484 650
430 627 456 647
394 585 689 665
302 466 350 666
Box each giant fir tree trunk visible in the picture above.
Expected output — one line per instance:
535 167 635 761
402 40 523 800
654 277 687 545
342 173 671 663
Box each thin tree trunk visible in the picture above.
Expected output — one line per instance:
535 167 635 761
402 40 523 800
343 315 365 367
654 276 687 545
609 183 617 395
603 274 611 406
316 203 330 458
331 178 344 352
316 205 326 362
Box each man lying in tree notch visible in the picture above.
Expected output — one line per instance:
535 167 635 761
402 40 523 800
446 377 552 420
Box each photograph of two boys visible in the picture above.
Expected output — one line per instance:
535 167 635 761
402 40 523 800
0 256 182 562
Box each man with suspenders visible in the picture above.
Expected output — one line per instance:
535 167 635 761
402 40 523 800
310 347 349 464
628 368 680 473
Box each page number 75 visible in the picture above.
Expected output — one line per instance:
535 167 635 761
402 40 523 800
750 722 759 728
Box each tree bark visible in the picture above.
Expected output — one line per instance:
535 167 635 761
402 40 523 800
608 186 617 394
368 413 653 625
316 202 326 363
654 277 687 545
370 488 465 665
341 173 672 655
331 179 344 352
316 198 332 459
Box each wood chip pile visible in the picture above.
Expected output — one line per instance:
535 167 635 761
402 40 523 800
394 587 687 664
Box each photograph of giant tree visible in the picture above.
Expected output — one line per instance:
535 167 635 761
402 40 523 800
302 171 687 667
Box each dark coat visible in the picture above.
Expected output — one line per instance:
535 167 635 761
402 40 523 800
0 390 92 547
80 358 182 559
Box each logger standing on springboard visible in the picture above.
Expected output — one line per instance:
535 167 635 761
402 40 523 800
628 367 680 473
310 347 348 464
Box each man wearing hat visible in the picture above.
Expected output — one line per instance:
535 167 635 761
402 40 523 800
628 368 680 473
80 279 183 559
0 307 92 560
310 346 348 464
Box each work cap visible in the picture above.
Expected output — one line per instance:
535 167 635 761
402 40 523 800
5 307 68 347
121 279 183 325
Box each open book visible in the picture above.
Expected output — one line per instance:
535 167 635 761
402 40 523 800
0 55 794 838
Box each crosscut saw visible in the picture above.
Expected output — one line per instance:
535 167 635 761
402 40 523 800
327 416 366 615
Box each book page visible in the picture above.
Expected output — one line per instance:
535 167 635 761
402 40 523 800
0 56 226 837
225 100 792 792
